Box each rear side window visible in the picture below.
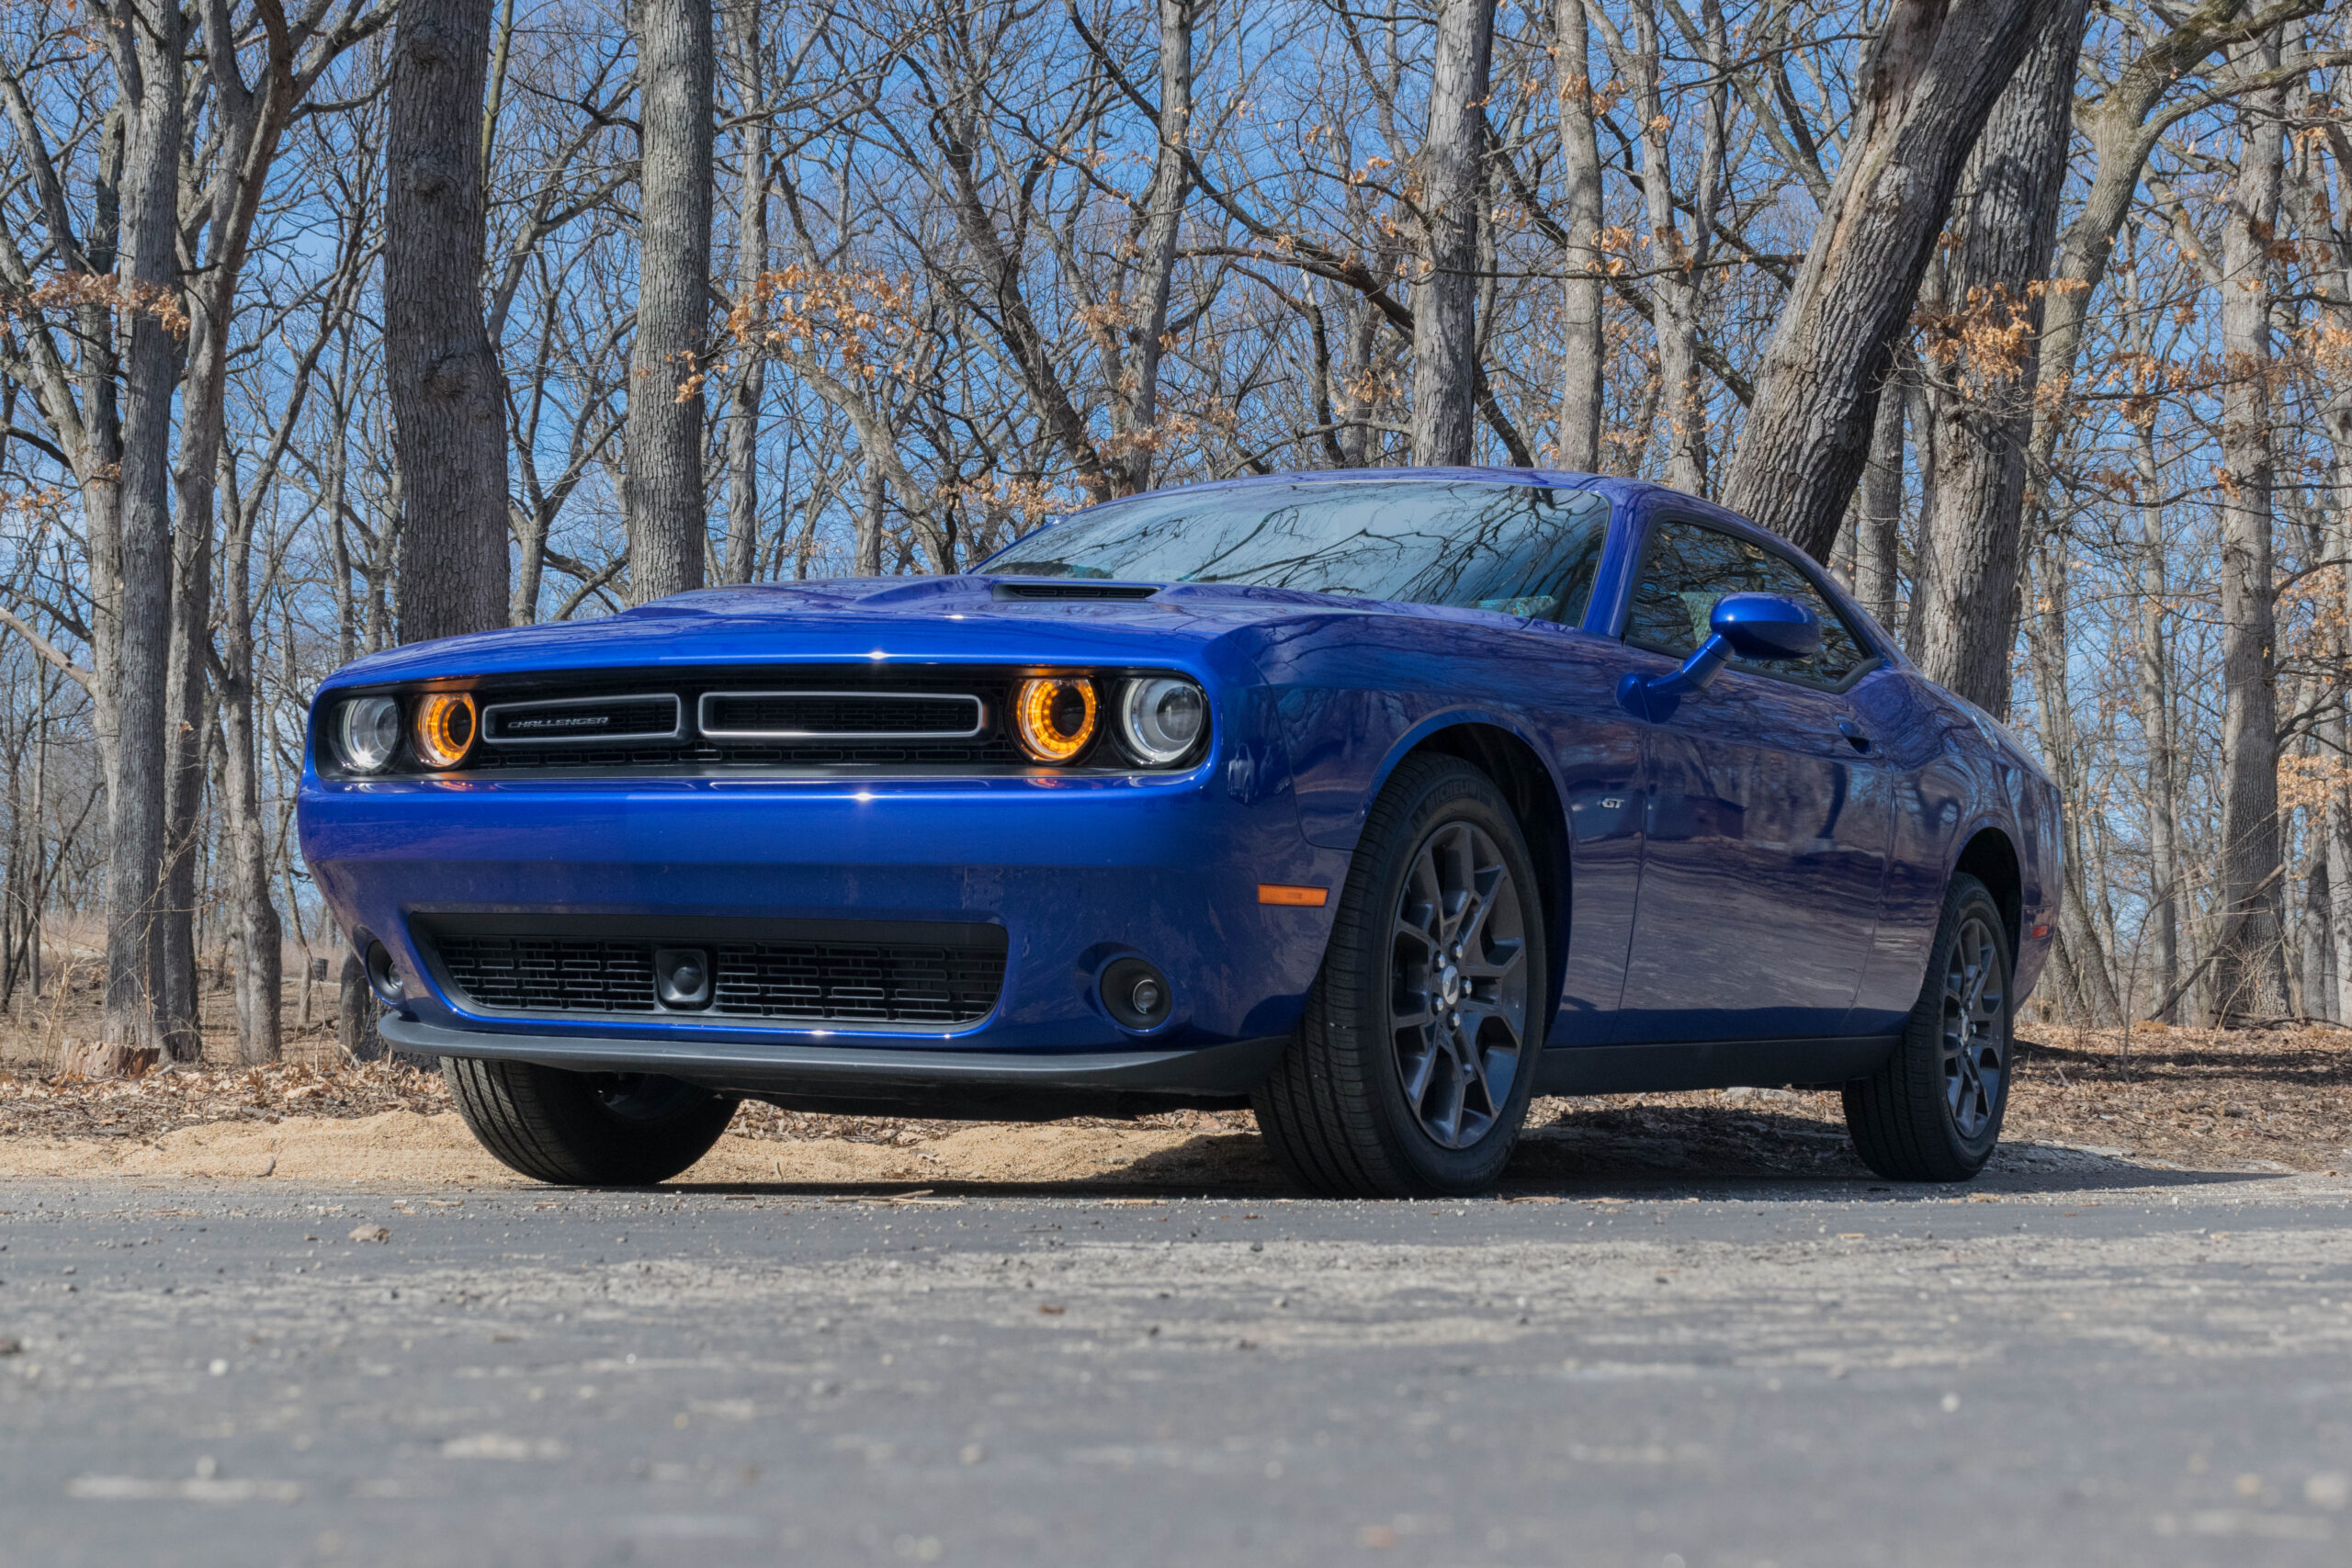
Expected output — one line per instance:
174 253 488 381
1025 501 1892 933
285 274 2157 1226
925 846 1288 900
1623 520 1873 688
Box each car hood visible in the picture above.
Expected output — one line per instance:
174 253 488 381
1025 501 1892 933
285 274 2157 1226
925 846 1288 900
314 576 1464 691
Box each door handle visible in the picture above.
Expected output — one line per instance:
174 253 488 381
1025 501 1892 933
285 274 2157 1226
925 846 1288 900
1836 717 1872 753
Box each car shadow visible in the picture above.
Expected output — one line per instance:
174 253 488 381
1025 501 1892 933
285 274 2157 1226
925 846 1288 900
664 1102 2277 1202
1504 1100 2275 1200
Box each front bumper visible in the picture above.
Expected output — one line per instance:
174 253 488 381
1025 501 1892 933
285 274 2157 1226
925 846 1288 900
301 766 1342 1088
380 1016 1289 1115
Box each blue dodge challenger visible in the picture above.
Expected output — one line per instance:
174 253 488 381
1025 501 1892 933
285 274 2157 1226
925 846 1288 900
300 469 2060 1195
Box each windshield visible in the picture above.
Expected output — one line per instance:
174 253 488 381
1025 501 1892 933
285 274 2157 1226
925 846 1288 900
986 479 1611 624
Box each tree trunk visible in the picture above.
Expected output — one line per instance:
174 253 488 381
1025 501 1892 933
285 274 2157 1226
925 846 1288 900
2210 39 2290 1022
157 510 209 1061
98 0 187 1073
220 491 281 1065
721 0 766 585
1552 0 1603 471
1907 0 2087 717
386 0 511 644
2135 414 2181 1021
1720 0 2058 561
2025 536 2122 1023
1854 373 1905 632
1408 0 1494 468
624 0 713 602
338 951 385 1062
1109 0 1195 493
854 457 886 578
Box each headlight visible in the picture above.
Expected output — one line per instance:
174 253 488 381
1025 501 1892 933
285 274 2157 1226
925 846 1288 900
1116 676 1206 765
413 692 478 769
334 696 401 773
1012 677 1097 763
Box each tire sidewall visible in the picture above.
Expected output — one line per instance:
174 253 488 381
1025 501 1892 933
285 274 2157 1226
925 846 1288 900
1332 761 1548 1193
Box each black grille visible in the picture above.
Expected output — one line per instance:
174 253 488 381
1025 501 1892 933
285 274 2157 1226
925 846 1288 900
423 920 1008 1028
711 942 1005 1023
462 735 1027 770
700 691 981 737
433 936 662 1013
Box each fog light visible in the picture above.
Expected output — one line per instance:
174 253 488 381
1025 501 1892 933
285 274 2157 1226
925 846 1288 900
1100 956 1171 1031
655 947 711 1009
363 941 403 1006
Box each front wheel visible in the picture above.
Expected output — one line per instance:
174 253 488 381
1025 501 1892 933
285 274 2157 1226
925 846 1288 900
443 1056 740 1185
1841 873 2013 1181
1254 755 1548 1197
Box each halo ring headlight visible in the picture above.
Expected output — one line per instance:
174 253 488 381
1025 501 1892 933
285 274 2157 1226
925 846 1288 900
334 695 402 774
413 692 479 770
1012 677 1097 763
1117 676 1207 766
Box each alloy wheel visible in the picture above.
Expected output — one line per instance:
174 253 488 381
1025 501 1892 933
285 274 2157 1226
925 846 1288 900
1389 821 1529 1148
1940 914 2007 1140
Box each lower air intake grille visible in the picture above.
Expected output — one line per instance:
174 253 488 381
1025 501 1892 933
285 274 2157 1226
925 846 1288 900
710 942 1005 1023
423 920 1008 1028
432 937 661 1014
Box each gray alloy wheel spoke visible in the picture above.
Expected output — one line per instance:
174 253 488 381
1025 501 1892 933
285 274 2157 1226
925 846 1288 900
1389 817 1529 1151
1419 1054 1466 1145
1460 935 1523 984
1398 1032 1440 1109
1453 862 1505 952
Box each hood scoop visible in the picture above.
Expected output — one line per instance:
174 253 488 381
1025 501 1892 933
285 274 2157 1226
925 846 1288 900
989 579 1161 602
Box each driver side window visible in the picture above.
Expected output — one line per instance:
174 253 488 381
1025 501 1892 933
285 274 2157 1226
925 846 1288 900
1623 520 1873 689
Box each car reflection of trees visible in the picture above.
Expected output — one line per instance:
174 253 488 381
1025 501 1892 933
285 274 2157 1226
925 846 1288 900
1000 482 1605 616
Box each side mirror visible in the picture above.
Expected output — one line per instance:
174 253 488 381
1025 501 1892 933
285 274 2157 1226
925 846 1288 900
1710 592 1821 662
1617 592 1821 721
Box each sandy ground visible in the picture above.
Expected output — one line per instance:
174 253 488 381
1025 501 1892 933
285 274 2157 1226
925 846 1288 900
0 1016 2346 1189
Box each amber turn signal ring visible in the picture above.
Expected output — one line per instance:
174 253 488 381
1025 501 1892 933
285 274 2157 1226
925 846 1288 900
1012 677 1097 763
413 692 478 769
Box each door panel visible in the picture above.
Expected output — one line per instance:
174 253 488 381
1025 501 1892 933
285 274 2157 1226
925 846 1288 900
1513 621 1648 1045
1608 516 1892 1044
1612 659 1891 1042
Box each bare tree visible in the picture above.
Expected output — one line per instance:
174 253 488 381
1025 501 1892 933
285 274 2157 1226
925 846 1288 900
97 0 188 1071
1722 0 2062 560
2209 35 2290 1021
1409 0 1495 467
1907 0 2088 716
388 0 512 642
1551 0 1603 472
624 0 715 602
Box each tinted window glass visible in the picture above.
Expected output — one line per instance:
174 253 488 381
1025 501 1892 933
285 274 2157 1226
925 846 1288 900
988 480 1609 624
1623 520 1871 687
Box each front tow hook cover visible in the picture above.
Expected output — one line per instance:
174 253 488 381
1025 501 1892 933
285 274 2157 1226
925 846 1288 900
654 947 713 1010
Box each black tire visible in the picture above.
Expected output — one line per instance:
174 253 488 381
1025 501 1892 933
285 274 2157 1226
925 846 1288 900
1842 873 2014 1182
1254 755 1548 1197
442 1056 740 1185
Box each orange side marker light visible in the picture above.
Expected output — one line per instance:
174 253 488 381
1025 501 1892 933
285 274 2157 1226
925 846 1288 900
1258 884 1329 908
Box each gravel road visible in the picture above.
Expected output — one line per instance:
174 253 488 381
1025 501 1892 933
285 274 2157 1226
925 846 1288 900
4 1153 2350 1567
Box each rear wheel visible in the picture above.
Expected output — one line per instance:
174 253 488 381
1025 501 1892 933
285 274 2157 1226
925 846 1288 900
1254 755 1547 1197
442 1056 739 1185
1841 873 2012 1181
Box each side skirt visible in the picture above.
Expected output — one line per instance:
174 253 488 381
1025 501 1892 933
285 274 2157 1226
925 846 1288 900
1533 1035 1900 1096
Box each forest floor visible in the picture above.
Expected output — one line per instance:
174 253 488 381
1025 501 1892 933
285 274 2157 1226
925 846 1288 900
0 997 2344 1185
